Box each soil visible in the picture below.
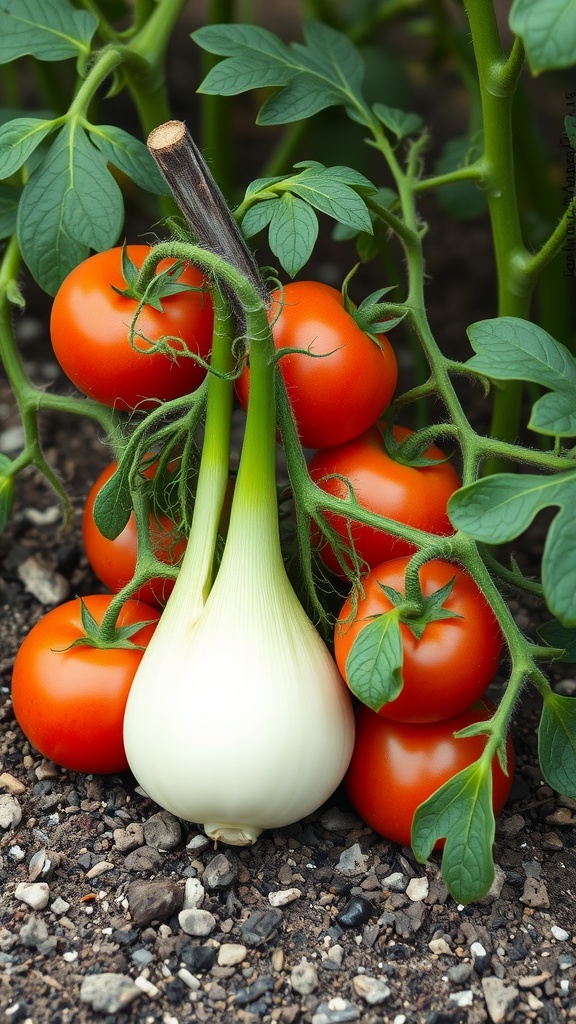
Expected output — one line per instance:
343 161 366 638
2 4 576 1022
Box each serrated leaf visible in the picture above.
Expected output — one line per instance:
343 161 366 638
538 692 576 796
17 122 123 295
194 20 368 127
0 0 97 62
93 463 132 540
289 171 373 233
0 117 55 179
448 471 576 626
538 618 576 662
268 193 318 277
89 124 171 196
509 0 576 74
244 174 286 198
241 198 278 238
373 102 423 139
412 761 496 903
0 184 18 238
345 611 404 712
466 317 576 437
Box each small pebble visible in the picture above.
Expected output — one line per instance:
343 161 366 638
218 943 247 967
291 959 319 995
406 876 428 901
336 843 368 876
203 852 236 888
15 882 50 911
79 973 141 1013
127 879 183 927
449 990 474 1008
428 937 453 956
180 945 217 973
269 887 301 907
183 876 205 910
177 968 201 991
336 896 374 928
382 872 407 892
352 975 391 1004
113 823 144 852
551 925 570 941
311 997 361 1024
178 908 216 937
0 773 26 796
0 795 22 830
142 810 182 851
482 976 519 1024
239 908 282 947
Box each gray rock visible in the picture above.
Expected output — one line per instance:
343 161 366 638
127 879 183 926
178 908 216 937
239 908 282 947
124 846 163 873
447 962 473 984
142 810 182 851
335 843 368 877
352 975 391 1004
290 959 319 995
19 914 49 948
202 852 236 889
113 822 145 852
519 877 550 909
482 976 519 1024
79 973 141 1013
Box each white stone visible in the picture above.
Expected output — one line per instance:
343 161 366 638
217 943 247 967
269 887 301 907
178 908 216 937
406 876 429 902
551 925 570 941
15 882 50 910
353 974 391 1004
450 990 474 1008
183 877 205 910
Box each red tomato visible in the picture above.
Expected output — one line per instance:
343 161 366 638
82 461 186 608
50 245 213 409
309 423 461 575
345 701 514 848
11 595 160 774
235 281 398 449
335 557 502 722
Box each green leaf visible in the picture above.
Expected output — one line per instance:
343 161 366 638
538 692 576 796
448 471 576 626
373 102 423 139
0 184 18 238
89 125 172 196
0 0 97 62
434 136 486 221
241 199 278 238
289 169 373 233
93 462 132 540
509 0 576 74
194 20 369 127
538 618 576 662
0 117 56 179
345 611 404 712
466 317 576 437
268 193 319 278
17 123 123 295
412 761 496 904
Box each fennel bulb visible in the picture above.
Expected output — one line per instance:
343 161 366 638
123 275 354 845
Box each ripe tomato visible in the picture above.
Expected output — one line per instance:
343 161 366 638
50 245 213 409
235 281 398 449
335 557 502 722
82 461 186 608
345 701 514 849
11 595 160 774
309 423 461 575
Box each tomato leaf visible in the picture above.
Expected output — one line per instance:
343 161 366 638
509 0 576 74
538 618 576 662
466 318 576 437
411 761 497 904
0 0 97 63
17 123 123 294
88 124 172 197
93 463 133 541
372 103 423 139
288 169 373 233
448 471 576 626
268 194 319 278
194 21 370 127
241 199 278 238
0 117 56 179
345 610 404 712
0 184 19 239
538 691 576 797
